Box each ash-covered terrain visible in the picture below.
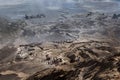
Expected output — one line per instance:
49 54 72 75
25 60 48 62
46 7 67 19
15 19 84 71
0 12 120 80
0 12 120 46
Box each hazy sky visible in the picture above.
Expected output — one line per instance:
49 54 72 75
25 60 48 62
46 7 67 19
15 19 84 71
0 0 119 19
0 0 115 5
0 0 119 11
0 0 27 6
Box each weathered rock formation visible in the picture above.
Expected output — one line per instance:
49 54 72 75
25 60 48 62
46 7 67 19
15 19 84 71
25 41 120 80
0 40 119 80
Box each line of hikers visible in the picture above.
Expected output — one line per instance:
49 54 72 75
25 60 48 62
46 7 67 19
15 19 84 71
24 14 46 19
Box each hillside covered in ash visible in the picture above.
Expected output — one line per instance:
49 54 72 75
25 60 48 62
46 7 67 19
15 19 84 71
0 12 120 80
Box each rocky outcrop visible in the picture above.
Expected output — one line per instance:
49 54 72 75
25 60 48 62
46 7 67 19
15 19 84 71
18 41 120 80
